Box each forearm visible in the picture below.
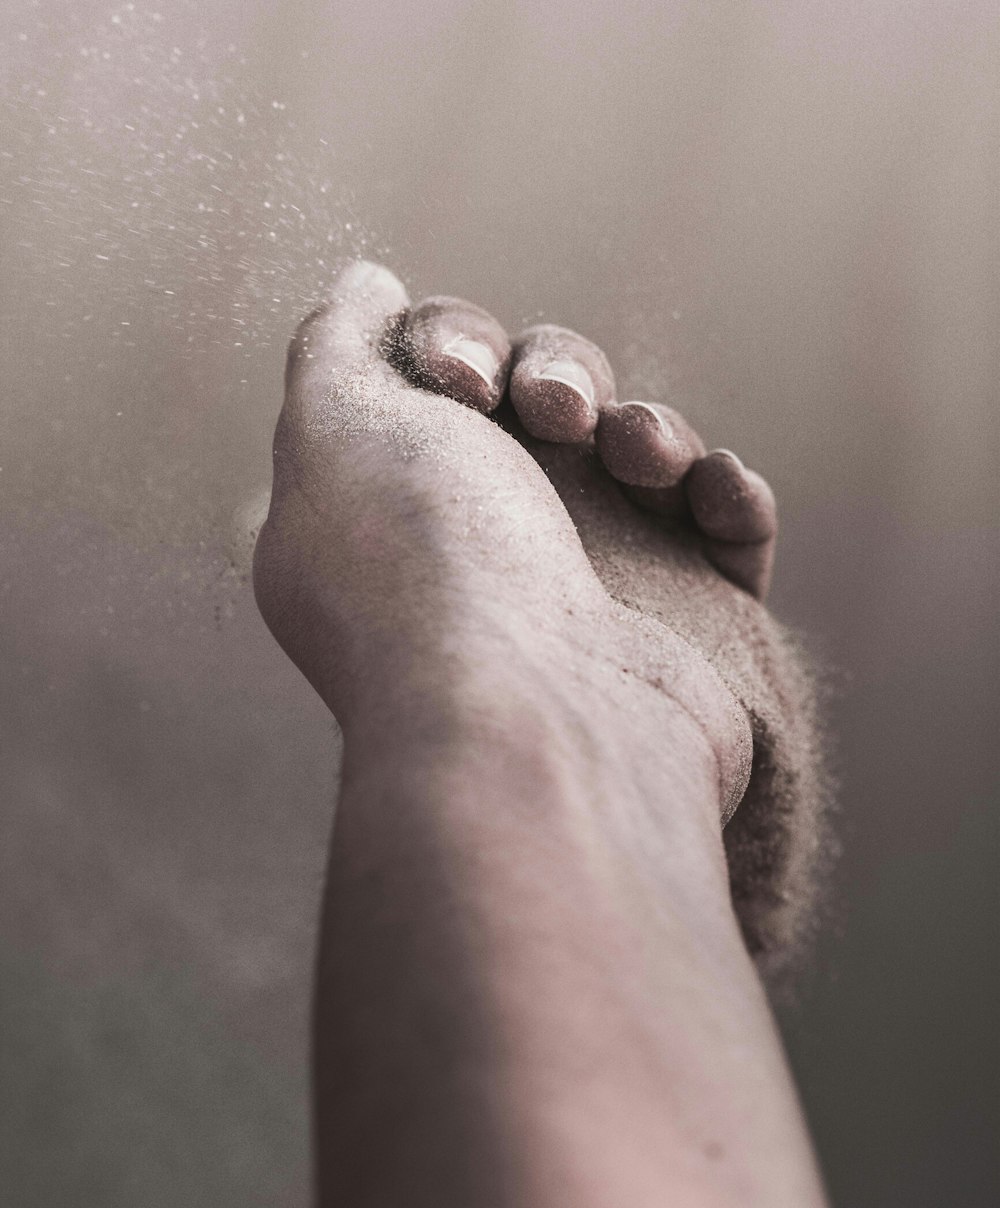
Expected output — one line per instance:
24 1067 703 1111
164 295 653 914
311 689 826 1207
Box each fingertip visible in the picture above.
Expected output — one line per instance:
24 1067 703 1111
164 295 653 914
397 296 511 414
285 260 410 391
509 325 615 444
596 400 706 488
686 450 778 544
330 259 409 316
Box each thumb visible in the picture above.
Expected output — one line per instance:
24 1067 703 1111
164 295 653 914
283 260 410 414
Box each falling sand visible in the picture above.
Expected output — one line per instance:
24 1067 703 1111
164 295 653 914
1 0 381 577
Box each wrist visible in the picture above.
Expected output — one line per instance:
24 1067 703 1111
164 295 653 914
337 647 731 900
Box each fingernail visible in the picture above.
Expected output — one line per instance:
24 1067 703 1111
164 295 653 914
622 401 672 438
710 448 746 471
536 359 595 407
442 336 498 386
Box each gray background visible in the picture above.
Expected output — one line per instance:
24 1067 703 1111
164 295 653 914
2 1 998 1204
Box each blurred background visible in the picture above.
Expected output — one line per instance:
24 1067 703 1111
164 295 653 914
2 1 997 1204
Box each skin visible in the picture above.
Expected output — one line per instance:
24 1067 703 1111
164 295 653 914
253 261 828 1206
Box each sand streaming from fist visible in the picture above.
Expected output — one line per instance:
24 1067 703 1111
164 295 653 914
1 0 383 571
2 2 381 357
